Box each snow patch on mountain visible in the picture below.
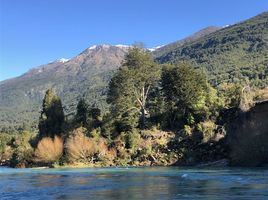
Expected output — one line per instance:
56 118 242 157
89 45 97 50
148 45 164 52
57 58 69 63
115 44 130 48
223 24 231 28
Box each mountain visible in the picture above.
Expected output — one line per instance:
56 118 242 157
156 12 268 87
1 12 268 130
0 45 129 130
152 26 221 58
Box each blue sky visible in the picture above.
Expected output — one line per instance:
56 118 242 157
0 0 267 81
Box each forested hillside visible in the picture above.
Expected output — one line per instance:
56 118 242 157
152 26 221 58
157 12 268 87
0 45 128 131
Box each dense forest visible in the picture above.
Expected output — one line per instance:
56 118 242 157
1 47 267 168
157 12 268 87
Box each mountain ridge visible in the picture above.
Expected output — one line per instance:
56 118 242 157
156 11 268 86
0 44 129 129
152 26 222 58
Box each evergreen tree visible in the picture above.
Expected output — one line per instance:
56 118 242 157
38 89 64 138
86 107 102 132
75 98 102 131
75 98 89 127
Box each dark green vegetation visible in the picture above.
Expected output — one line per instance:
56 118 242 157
157 12 268 87
152 26 221 58
1 12 268 167
38 89 65 138
107 47 161 131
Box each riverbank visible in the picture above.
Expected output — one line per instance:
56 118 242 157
3 99 268 169
1 128 229 169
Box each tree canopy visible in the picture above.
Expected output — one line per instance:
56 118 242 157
161 63 218 128
107 47 160 131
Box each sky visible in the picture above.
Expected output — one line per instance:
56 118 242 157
0 0 267 81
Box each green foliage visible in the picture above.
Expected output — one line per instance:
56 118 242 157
10 131 34 167
0 133 12 161
114 111 139 133
75 98 89 127
218 83 242 108
152 26 221 58
101 113 116 139
125 129 141 150
161 63 211 128
38 89 65 138
87 107 102 130
90 128 101 139
107 47 160 131
74 98 102 131
197 121 217 143
157 12 268 88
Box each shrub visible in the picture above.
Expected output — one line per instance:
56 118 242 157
95 138 108 159
0 136 8 160
35 136 63 164
65 128 97 163
218 83 242 108
183 125 192 137
90 128 101 139
104 148 117 164
197 121 217 143
0 146 13 162
10 131 34 167
66 128 112 164
125 129 141 150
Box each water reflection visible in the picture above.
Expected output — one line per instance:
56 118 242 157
0 167 268 200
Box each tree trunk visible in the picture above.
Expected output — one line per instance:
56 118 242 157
134 85 151 130
140 107 145 130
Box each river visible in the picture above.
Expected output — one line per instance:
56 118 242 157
0 167 268 199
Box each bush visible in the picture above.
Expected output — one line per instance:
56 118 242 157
0 146 13 163
218 83 242 108
197 121 217 143
35 136 63 164
10 131 34 168
125 129 141 150
66 127 112 164
0 134 9 160
90 128 101 139
65 128 97 163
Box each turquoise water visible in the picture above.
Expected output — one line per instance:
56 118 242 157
0 167 268 200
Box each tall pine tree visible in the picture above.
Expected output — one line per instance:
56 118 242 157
38 89 64 138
